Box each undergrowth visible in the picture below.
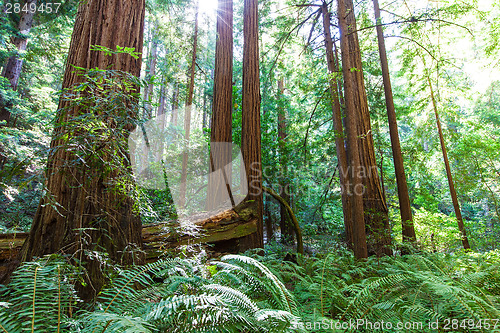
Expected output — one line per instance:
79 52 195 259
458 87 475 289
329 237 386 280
257 249 500 332
1 249 499 332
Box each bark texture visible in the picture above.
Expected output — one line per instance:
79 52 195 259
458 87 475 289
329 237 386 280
338 0 368 259
207 0 234 210
373 0 416 244
342 0 391 256
16 0 146 299
240 0 263 250
322 2 352 247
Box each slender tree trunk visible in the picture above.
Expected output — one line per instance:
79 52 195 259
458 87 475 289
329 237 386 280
322 2 352 248
157 84 167 118
239 0 263 250
207 0 233 211
338 0 368 259
265 197 273 242
427 76 471 250
343 0 391 256
179 0 199 209
277 78 293 245
202 85 208 129
0 0 36 125
373 0 416 245
143 24 158 118
15 0 146 299
171 82 179 126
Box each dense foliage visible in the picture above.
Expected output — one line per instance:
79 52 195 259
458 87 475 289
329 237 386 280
1 250 499 332
0 0 500 331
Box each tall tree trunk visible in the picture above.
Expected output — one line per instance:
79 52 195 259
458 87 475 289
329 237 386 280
427 76 471 250
264 197 273 242
338 0 367 259
171 82 179 126
16 0 146 299
179 0 199 209
322 2 352 248
239 0 263 250
343 0 391 256
143 23 158 118
373 0 416 245
157 83 167 118
277 78 293 245
202 85 208 129
0 0 37 125
207 0 233 211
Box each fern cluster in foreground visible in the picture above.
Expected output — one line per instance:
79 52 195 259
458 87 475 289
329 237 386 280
1 250 499 332
0 254 303 332
258 249 500 332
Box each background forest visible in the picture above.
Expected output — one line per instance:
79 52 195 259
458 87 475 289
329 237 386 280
0 0 499 332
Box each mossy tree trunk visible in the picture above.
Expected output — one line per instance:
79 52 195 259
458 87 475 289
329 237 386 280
17 0 146 300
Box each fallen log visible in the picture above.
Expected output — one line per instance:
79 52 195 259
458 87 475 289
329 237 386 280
0 200 259 263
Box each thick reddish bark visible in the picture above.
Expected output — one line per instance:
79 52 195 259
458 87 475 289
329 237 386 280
15 0 146 299
343 0 391 256
322 2 352 247
338 0 368 259
239 0 263 250
207 0 234 211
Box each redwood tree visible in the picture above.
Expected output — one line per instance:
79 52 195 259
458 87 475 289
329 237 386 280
207 0 234 210
321 1 352 247
338 0 368 259
17 0 146 299
373 0 416 245
240 0 263 249
341 0 392 256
